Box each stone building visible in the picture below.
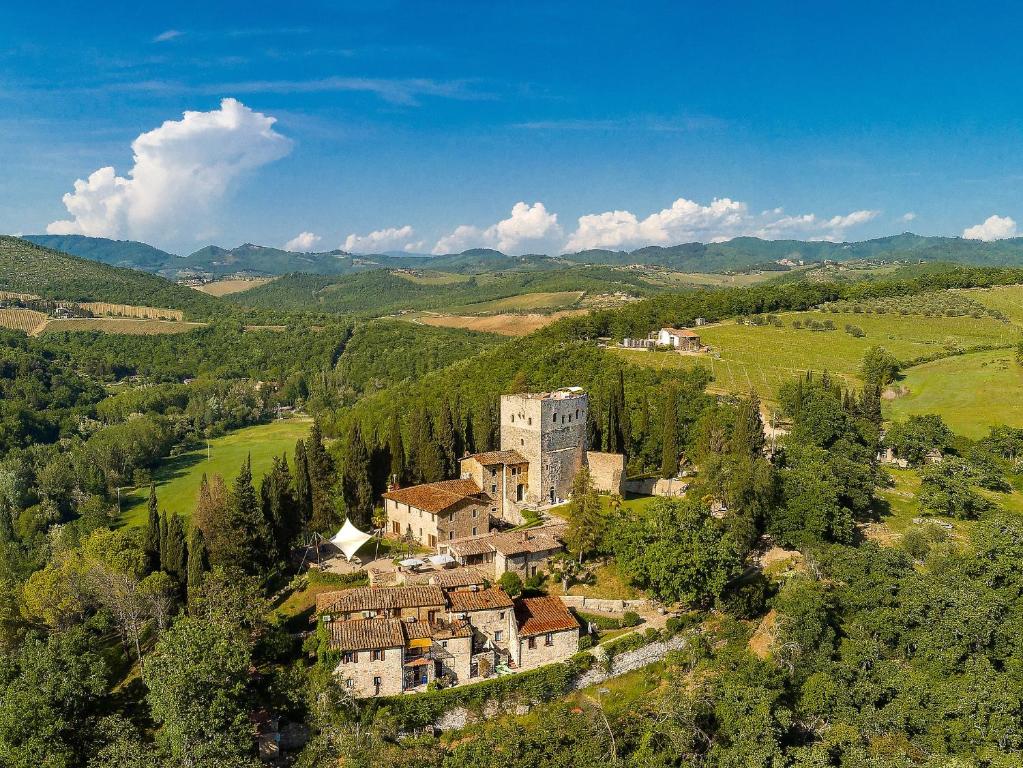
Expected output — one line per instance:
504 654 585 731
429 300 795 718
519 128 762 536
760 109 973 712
512 596 581 671
317 583 580 697
382 479 491 548
458 449 530 524
500 388 588 505
442 523 567 580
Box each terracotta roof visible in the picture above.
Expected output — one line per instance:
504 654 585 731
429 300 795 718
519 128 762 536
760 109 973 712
398 618 473 643
515 596 580 637
662 327 700 338
383 479 486 514
467 449 529 466
316 585 446 616
447 586 514 613
491 528 564 557
446 536 498 558
327 619 405 651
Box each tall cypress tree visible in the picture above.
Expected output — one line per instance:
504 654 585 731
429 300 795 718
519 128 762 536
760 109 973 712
143 484 161 572
409 404 444 483
387 413 406 486
436 399 457 478
261 454 299 562
731 392 765 458
186 526 209 595
164 513 187 584
661 383 680 478
293 439 313 527
228 455 273 574
306 422 336 533
618 368 631 457
159 510 169 572
605 387 621 454
342 425 374 527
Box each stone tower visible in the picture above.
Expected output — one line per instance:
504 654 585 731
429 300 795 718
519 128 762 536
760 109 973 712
499 388 587 505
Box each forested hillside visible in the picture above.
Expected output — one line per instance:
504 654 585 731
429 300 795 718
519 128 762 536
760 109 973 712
22 234 176 271
0 237 222 319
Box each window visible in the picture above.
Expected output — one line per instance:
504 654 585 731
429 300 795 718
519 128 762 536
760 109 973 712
491 484 497 494
472 527 478 536
499 611 505 619
516 484 524 502
575 408 580 419
528 637 536 649
372 649 385 661
342 652 355 664
428 610 438 623
344 678 354 688
448 531 454 540
473 508 479 518
520 438 524 446
494 630 503 642
552 412 557 423
528 417 532 425
568 414 572 422
373 676 382 694
442 640 448 648
545 633 554 646
510 414 515 423
561 415 565 424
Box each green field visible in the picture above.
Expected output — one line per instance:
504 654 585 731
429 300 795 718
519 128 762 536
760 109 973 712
615 310 1019 399
966 284 1023 324
119 418 312 527
885 349 1023 437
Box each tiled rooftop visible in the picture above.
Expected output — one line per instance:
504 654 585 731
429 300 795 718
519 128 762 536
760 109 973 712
515 596 580 637
447 586 514 613
316 585 446 615
383 478 485 514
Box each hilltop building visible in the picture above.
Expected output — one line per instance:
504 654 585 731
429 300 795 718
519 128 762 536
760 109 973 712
316 583 580 697
620 327 702 352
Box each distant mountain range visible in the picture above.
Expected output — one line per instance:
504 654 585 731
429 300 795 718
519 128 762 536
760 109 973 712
20 232 1023 279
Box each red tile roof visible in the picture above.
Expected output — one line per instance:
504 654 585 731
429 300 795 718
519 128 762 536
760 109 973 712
515 596 580 637
316 585 445 616
383 479 486 514
327 619 406 651
466 449 529 466
662 327 700 338
447 586 514 613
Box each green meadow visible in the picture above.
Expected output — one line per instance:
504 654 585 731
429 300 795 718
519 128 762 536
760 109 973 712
614 309 1019 399
119 418 312 527
885 348 1023 437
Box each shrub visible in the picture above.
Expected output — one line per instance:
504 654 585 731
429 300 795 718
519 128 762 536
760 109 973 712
578 635 594 651
621 611 642 628
498 571 523 597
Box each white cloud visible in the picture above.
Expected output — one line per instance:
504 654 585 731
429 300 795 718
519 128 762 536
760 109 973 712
901 212 917 222
153 29 183 43
432 202 560 255
963 214 1017 241
283 231 321 252
343 225 422 253
563 197 879 251
47 98 292 245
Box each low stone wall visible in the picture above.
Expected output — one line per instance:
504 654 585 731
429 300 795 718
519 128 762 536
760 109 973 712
558 595 648 614
433 634 686 731
622 478 689 497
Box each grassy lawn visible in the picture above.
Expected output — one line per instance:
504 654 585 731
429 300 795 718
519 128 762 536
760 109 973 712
119 418 312 526
886 349 1023 437
966 284 1023 324
614 310 1018 400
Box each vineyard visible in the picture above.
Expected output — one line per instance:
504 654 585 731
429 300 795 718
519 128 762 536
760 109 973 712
614 309 1021 399
78 302 184 321
39 318 204 335
0 309 47 333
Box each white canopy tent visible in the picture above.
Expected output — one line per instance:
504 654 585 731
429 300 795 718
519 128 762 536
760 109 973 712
398 557 425 568
330 519 373 562
427 554 456 567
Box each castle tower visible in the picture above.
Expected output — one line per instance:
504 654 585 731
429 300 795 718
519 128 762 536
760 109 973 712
499 388 587 505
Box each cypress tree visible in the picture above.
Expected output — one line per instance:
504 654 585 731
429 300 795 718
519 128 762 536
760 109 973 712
293 439 313 526
462 409 476 455
228 455 274 574
605 387 621 454
661 383 680 478
159 510 169 572
409 404 444 483
387 413 406 486
342 425 374 527
186 526 209 594
164 513 187 583
618 368 631 457
306 422 336 532
143 484 161 571
436 399 457 477
732 392 765 458
260 454 299 563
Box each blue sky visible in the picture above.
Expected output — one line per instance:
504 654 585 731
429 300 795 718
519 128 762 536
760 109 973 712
3 1 1023 254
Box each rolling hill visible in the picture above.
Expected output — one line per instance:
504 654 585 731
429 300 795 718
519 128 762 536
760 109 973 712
0 236 222 318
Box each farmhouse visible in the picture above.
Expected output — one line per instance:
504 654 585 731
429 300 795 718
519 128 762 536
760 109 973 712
317 582 580 697
383 479 491 548
655 327 702 350
458 449 530 522
442 523 567 580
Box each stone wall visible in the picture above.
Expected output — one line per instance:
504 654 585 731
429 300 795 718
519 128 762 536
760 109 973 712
335 650 404 698
514 627 579 670
585 451 625 494
558 595 649 614
621 478 689 497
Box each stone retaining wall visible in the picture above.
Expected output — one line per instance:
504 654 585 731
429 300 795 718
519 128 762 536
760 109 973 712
558 595 648 614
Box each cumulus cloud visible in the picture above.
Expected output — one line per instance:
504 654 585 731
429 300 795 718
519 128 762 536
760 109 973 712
283 231 321 252
962 214 1017 241
901 212 917 222
343 225 422 253
432 202 560 255
47 98 292 245
562 197 878 251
